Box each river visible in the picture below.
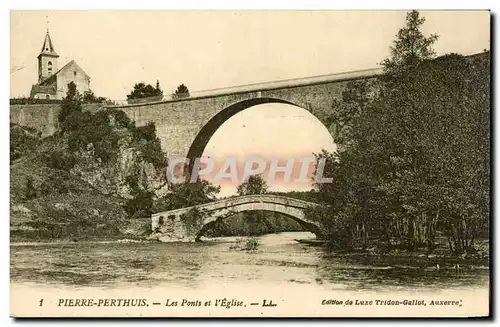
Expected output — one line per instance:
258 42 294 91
10 231 489 292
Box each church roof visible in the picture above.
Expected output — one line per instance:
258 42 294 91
55 60 90 79
31 83 57 96
38 60 90 86
38 32 59 58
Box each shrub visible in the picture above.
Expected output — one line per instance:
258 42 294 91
137 139 167 169
124 175 154 218
230 237 260 251
24 177 38 200
245 237 260 251
304 205 353 249
39 171 74 195
124 191 154 218
10 125 40 161
110 109 134 129
133 122 157 142
43 150 76 171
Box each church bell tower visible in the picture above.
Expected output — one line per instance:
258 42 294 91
37 29 59 82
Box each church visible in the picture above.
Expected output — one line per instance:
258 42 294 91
30 30 91 100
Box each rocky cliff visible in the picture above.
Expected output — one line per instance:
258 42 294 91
10 108 168 242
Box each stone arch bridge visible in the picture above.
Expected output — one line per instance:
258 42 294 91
10 67 383 175
105 68 383 167
150 194 323 242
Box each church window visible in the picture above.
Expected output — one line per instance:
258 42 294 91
74 71 77 78
47 61 52 75
45 95 50 99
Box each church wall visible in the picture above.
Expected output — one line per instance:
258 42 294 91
56 66 91 99
33 93 55 100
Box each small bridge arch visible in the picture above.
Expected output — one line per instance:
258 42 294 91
150 194 324 242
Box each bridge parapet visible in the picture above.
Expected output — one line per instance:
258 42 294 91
151 194 319 228
104 68 383 109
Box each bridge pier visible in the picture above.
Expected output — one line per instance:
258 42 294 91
149 213 200 242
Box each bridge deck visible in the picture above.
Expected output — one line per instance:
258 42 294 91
152 194 321 218
106 67 383 107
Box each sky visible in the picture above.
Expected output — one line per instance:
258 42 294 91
10 10 490 99
202 103 336 197
9 10 491 197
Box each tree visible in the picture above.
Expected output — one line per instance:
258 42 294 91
236 175 272 235
237 175 268 196
10 125 40 161
327 79 379 150
154 179 220 212
124 175 155 219
309 11 489 254
83 90 107 103
58 82 83 133
127 81 163 100
172 83 190 99
382 10 439 77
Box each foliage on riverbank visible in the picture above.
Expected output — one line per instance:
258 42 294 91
322 237 490 267
306 11 490 258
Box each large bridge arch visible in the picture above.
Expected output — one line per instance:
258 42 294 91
186 97 299 162
104 68 382 161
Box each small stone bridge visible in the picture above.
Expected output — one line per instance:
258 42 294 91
150 194 323 242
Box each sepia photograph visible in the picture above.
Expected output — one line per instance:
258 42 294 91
8 9 491 318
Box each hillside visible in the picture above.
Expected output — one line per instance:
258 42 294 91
10 105 168 242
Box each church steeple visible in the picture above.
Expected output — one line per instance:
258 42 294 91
38 31 59 58
37 29 59 81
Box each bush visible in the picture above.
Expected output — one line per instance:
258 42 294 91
230 237 260 251
133 122 157 142
245 237 260 251
23 177 38 200
39 172 72 195
153 180 220 212
305 205 353 249
124 175 154 218
43 150 76 171
10 125 40 161
127 82 163 100
63 111 92 135
65 110 120 164
110 109 134 129
59 82 166 168
124 191 154 218
137 138 167 169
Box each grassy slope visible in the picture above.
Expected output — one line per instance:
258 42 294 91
10 130 149 242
